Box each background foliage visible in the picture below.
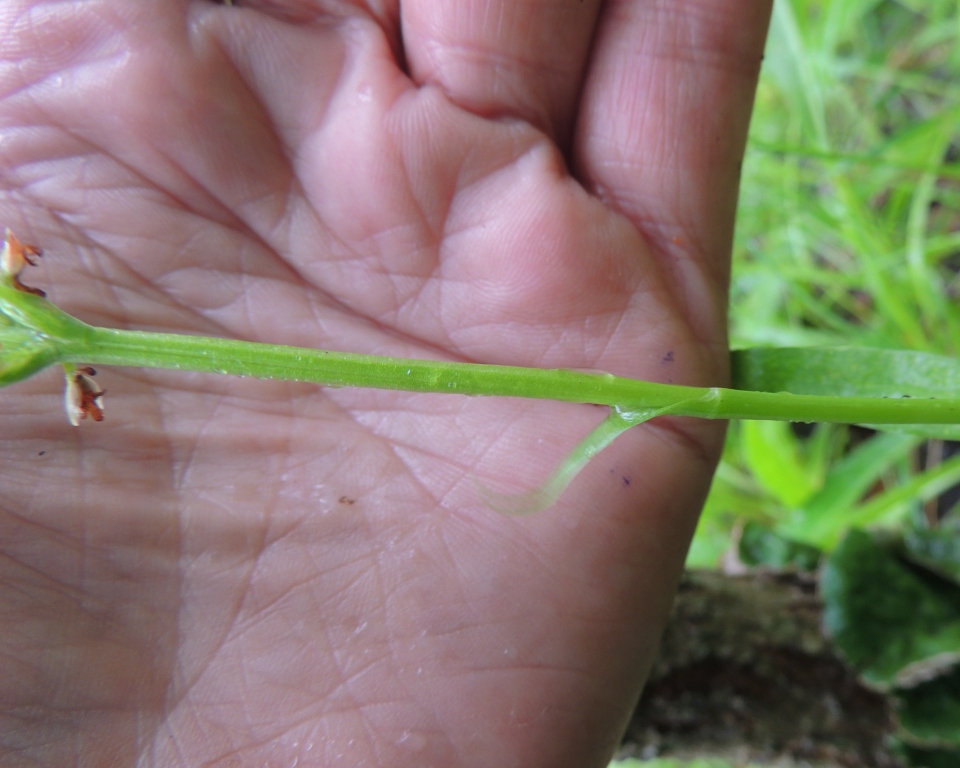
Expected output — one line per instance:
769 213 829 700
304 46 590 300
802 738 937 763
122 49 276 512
691 0 960 567
625 0 960 764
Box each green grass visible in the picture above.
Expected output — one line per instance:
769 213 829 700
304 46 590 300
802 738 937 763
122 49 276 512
734 0 960 353
689 0 960 568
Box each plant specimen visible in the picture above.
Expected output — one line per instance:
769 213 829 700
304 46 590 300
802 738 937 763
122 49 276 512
3 228 958 513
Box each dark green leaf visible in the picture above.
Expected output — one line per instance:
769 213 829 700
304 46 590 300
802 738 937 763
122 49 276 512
897 666 960 746
897 743 960 768
822 529 960 688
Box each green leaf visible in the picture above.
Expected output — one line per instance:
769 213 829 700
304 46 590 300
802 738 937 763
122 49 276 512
845 454 960 534
781 431 921 548
819 0 885 55
732 347 960 440
904 519 960 587
732 346 960 400
740 420 818 507
688 457 771 568
738 521 821 570
896 666 960 747
866 423 960 441
822 529 960 688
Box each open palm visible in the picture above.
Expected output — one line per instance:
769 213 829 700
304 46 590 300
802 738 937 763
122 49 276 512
0 2 770 766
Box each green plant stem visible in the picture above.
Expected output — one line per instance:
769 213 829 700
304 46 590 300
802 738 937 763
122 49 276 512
3 284 960 427
63 325 960 425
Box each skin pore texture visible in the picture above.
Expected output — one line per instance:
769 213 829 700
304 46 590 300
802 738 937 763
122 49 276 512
0 1 772 766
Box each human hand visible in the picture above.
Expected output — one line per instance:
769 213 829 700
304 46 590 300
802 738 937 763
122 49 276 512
0 1 770 765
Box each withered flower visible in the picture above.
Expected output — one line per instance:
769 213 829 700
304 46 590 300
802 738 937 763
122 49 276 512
1 228 45 296
65 367 105 426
